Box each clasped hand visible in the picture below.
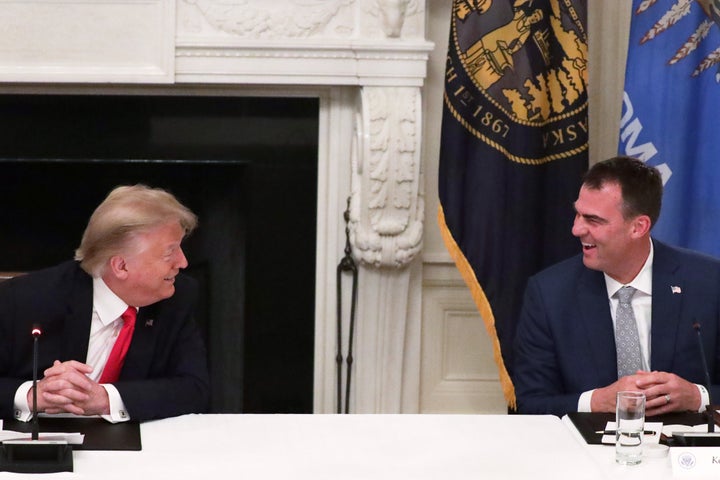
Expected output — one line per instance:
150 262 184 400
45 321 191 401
591 370 701 416
27 360 110 416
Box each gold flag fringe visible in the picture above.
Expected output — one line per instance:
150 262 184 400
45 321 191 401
437 205 516 410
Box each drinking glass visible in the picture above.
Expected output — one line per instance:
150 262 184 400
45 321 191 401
615 391 646 465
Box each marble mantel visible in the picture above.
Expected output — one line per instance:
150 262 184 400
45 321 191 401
0 0 433 413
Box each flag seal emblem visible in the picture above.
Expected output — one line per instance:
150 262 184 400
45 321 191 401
445 0 589 165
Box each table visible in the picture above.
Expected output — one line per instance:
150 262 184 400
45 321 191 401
2 414 605 479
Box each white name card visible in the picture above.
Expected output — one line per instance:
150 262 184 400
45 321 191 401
671 447 720 476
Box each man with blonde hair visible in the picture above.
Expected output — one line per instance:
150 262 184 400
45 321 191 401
0 185 209 422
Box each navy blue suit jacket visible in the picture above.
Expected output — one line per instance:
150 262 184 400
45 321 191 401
512 240 720 416
0 260 210 421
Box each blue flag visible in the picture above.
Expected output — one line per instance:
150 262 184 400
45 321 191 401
620 0 720 256
438 0 588 408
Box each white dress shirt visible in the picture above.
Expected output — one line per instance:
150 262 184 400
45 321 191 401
14 277 133 423
578 240 709 411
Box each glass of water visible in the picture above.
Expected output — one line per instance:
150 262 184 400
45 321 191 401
615 391 646 465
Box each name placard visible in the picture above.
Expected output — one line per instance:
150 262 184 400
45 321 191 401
671 447 720 476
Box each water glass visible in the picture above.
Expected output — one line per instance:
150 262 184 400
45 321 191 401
615 391 646 465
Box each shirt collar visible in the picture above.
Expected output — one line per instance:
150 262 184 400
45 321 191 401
605 239 654 298
92 277 132 326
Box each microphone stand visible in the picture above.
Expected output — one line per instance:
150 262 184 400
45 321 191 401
31 331 39 441
695 324 715 434
0 327 73 472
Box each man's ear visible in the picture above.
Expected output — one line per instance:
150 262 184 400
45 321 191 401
108 255 130 280
631 214 652 238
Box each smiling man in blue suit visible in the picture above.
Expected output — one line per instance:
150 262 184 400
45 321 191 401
513 156 720 416
0 185 210 422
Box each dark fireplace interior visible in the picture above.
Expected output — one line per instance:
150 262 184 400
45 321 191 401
0 93 319 413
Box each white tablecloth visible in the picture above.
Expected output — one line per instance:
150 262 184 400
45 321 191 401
3 414 607 479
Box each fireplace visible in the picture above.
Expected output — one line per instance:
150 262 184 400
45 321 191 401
0 1 432 414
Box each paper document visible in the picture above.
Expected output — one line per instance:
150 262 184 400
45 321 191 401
663 424 715 436
0 430 84 445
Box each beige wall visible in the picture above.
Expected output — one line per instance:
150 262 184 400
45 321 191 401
419 1 633 413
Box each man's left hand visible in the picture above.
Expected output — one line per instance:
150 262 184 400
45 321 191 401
634 371 701 416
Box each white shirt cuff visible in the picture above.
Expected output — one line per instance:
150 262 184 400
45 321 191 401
13 381 130 423
578 389 594 412
100 384 131 423
13 381 33 421
696 384 710 412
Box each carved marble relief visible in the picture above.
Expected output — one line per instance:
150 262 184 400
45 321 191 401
178 0 425 40
364 0 424 38
350 86 424 268
178 0 355 38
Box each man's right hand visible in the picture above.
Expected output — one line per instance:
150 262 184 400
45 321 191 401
590 371 648 412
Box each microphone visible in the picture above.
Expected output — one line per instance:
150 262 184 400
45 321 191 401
671 322 720 447
0 326 73 473
693 323 715 434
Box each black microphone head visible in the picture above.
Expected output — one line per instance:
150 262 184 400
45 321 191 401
693 322 701 332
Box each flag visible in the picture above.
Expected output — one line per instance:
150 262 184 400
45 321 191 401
620 0 720 257
437 0 589 409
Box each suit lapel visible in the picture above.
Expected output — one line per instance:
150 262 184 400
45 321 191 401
577 269 618 384
650 243 684 372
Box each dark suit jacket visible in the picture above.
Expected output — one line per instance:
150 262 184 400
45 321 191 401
0 260 210 421
512 240 720 416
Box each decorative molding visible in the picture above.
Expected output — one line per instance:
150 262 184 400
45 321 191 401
179 0 354 39
178 0 425 40
176 45 427 61
349 86 424 268
174 41 433 87
366 0 423 38
0 0 433 85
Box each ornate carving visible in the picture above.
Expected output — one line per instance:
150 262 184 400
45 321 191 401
181 0 355 38
364 0 423 38
350 86 424 268
377 0 410 37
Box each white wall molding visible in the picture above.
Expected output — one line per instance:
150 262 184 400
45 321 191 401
420 264 506 414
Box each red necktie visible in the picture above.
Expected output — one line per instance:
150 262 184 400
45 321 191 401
99 307 137 384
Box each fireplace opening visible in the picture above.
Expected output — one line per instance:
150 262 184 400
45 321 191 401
0 93 319 413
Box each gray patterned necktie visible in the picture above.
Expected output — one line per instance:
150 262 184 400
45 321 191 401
615 286 642 378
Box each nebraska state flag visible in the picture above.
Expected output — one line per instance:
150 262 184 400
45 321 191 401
438 0 588 408
620 0 720 257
